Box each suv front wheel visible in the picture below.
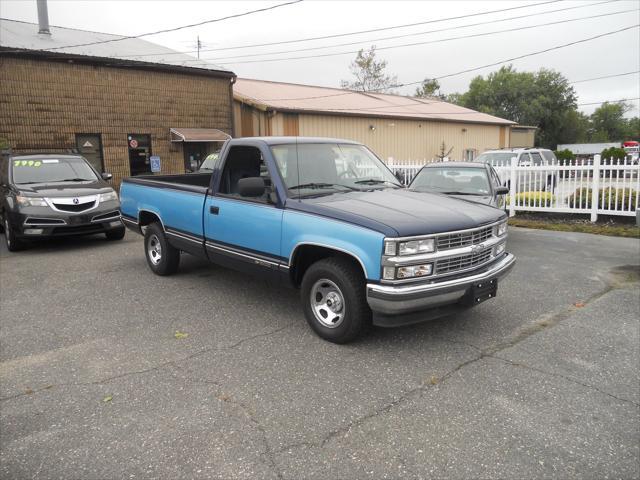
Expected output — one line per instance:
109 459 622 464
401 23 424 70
300 257 371 343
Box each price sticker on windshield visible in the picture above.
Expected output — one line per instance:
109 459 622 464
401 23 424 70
14 160 42 167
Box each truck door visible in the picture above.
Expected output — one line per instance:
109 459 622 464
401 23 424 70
204 145 285 278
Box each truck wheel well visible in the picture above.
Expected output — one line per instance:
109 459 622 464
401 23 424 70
138 210 162 228
290 245 365 287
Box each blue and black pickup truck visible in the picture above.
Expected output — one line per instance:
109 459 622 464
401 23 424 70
120 137 515 343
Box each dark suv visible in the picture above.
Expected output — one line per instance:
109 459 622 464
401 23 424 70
0 154 125 251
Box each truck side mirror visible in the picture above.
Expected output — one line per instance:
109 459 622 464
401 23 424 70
238 177 265 197
102 172 113 180
495 186 509 195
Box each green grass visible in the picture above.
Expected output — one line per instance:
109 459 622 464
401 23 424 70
508 217 640 238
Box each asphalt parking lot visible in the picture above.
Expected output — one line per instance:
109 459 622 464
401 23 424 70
0 227 638 479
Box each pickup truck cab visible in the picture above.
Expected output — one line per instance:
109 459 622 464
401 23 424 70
120 137 515 343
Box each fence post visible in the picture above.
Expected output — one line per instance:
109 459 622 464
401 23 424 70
509 156 517 217
591 154 601 222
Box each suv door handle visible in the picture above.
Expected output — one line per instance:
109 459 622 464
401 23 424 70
209 205 219 215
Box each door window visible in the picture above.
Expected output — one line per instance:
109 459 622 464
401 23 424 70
76 134 104 173
218 146 273 204
518 152 532 165
128 134 152 176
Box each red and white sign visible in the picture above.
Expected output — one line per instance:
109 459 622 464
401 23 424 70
129 139 138 149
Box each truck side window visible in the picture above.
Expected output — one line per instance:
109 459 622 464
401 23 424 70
530 152 543 166
218 146 272 203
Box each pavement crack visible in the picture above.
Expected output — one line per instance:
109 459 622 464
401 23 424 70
0 323 296 403
490 354 640 408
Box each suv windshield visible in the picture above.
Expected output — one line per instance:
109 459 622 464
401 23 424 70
475 152 514 166
12 157 98 184
411 167 491 195
270 143 401 196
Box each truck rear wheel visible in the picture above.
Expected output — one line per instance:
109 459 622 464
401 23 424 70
144 222 180 275
300 257 371 344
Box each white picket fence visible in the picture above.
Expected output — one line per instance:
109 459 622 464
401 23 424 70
387 155 639 222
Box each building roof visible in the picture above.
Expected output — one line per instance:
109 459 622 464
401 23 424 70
234 78 515 126
0 18 233 77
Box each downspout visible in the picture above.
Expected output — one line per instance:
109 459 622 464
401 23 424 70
229 75 237 138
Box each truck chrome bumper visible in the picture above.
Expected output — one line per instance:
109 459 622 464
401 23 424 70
366 253 516 316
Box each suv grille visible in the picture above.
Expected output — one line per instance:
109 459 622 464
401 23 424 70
437 226 493 250
436 249 493 275
52 201 96 212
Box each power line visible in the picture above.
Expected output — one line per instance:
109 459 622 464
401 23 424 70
252 24 640 102
570 70 640 84
201 8 635 63
111 0 568 58
1 0 303 53
577 97 639 106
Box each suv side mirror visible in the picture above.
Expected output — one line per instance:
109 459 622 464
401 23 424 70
102 172 113 180
495 186 509 195
238 177 265 197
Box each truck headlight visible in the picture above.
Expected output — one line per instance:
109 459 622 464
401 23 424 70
99 190 118 202
398 239 435 255
397 263 433 279
16 195 48 207
496 221 508 237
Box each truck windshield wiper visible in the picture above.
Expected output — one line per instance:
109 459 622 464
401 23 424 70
439 191 484 195
55 178 93 182
289 182 358 191
354 179 402 187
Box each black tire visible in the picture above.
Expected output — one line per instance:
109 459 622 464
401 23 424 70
3 217 25 252
143 222 180 275
300 256 371 344
105 227 126 241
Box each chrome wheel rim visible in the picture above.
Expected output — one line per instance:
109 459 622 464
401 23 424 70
148 234 162 265
310 279 346 328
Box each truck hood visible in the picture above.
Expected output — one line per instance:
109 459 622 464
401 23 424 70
16 180 113 198
288 188 506 237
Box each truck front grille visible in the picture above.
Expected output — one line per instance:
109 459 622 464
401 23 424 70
436 225 493 250
436 249 493 275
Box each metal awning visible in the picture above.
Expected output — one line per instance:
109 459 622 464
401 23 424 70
170 128 231 143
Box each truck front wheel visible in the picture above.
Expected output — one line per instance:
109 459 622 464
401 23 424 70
144 222 180 275
300 257 371 344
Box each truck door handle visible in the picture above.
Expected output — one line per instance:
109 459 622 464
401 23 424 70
209 205 219 215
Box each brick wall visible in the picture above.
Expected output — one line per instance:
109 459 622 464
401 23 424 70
0 56 233 186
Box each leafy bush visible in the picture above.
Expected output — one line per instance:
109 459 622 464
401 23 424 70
600 147 627 164
554 149 575 162
568 187 637 210
507 191 555 207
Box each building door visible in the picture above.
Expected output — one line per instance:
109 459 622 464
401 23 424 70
128 134 152 176
75 134 104 172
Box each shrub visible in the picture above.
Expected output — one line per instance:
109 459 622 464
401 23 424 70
507 191 555 207
600 147 627 164
554 149 575 162
568 187 637 210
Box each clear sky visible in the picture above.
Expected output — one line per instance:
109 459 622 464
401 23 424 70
1 0 639 116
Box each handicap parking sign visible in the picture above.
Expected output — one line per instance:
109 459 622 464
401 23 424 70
150 155 161 173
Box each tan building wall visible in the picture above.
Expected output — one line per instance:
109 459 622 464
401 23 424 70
233 100 514 164
1 56 233 186
509 126 536 148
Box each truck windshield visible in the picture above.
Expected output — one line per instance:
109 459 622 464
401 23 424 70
12 157 98 184
475 152 514 166
270 143 401 196
411 167 491 195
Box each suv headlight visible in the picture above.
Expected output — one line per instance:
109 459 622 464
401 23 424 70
16 195 48 207
496 221 508 237
99 190 118 202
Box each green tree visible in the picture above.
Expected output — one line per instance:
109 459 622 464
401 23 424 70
589 102 631 142
414 78 441 98
340 46 397 93
456 65 577 149
557 108 589 144
623 117 640 140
